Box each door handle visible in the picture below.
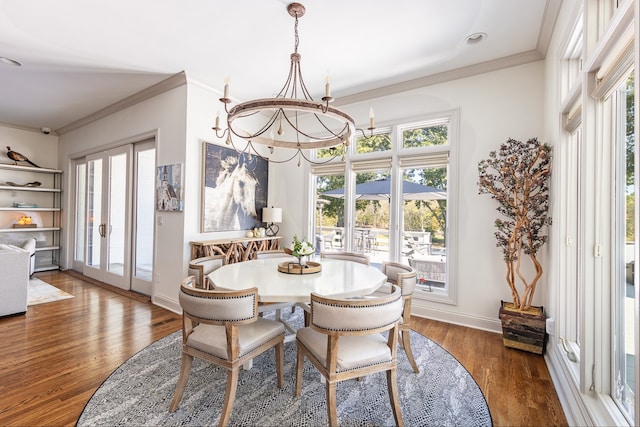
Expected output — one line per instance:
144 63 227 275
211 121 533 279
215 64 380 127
98 223 106 238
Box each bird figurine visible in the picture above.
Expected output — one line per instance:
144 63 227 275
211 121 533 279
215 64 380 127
6 146 40 168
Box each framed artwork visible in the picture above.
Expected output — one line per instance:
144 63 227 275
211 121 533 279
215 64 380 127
201 142 268 232
156 163 184 211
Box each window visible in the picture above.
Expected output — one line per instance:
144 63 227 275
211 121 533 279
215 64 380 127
311 111 457 302
355 129 391 154
555 10 584 370
613 72 635 422
553 6 636 422
402 120 449 149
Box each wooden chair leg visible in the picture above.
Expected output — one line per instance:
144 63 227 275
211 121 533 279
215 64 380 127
401 328 420 373
275 341 284 388
169 353 193 412
326 381 338 427
303 311 310 327
386 368 404 427
295 345 304 397
219 367 239 427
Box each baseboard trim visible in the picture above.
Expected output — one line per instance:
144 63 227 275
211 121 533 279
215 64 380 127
412 303 503 333
151 293 181 315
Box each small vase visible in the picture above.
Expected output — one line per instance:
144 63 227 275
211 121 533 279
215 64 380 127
299 256 307 267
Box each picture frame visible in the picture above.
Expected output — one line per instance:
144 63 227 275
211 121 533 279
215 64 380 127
156 163 184 212
201 142 268 232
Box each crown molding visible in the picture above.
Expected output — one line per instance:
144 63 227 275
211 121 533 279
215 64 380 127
335 50 544 106
56 71 187 135
0 121 52 135
537 0 563 57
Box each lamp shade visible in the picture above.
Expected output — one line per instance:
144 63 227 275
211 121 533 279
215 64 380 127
262 207 282 223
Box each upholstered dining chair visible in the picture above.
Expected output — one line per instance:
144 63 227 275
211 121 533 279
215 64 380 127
295 285 404 427
370 261 419 373
169 276 285 427
188 255 226 289
255 249 291 259
320 251 370 265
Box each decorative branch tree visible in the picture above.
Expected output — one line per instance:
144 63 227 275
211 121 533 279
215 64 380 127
478 137 552 311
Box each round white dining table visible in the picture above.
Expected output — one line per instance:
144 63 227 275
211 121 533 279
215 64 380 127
207 257 387 303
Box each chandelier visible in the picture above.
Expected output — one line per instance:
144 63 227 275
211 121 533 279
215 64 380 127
212 2 375 166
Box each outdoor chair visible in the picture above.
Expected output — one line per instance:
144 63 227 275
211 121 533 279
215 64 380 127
320 251 370 265
295 285 404 427
370 261 420 373
188 255 225 289
408 257 446 292
170 276 285 426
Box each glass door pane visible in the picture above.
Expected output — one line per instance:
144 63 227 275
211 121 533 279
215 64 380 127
134 147 155 285
107 153 127 276
74 162 86 265
86 158 102 269
353 169 391 268
315 173 345 253
401 165 448 293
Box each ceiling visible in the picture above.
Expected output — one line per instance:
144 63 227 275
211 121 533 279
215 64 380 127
0 0 561 135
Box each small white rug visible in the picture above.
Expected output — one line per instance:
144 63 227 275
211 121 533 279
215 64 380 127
28 278 74 306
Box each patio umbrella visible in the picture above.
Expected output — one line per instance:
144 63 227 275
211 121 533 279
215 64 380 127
320 177 446 201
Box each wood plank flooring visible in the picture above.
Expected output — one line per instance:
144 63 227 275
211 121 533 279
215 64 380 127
0 271 567 426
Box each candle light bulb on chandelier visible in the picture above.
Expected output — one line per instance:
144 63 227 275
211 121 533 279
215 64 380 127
223 76 230 99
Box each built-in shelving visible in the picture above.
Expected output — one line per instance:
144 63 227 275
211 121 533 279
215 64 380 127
0 163 62 272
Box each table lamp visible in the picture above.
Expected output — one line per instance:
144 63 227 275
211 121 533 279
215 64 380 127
262 207 282 236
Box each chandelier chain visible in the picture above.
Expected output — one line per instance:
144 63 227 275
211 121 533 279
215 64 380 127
294 12 300 55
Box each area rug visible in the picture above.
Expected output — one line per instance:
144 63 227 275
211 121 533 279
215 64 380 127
78 310 492 426
27 277 74 306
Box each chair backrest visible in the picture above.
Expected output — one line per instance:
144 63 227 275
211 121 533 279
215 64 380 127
179 276 258 325
188 255 226 288
321 251 370 265
382 261 417 296
255 250 291 259
309 285 402 335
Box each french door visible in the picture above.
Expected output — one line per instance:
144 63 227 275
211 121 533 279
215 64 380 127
84 145 133 289
75 142 156 294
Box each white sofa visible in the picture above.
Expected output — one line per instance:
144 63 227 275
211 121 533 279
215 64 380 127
0 244 30 317
0 237 36 275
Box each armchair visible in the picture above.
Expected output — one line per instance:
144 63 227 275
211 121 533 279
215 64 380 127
169 276 285 426
295 285 404 426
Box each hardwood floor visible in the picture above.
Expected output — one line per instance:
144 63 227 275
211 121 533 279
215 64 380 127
0 271 567 426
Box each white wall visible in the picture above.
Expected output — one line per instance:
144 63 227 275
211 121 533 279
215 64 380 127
0 126 59 168
57 84 188 311
272 61 546 332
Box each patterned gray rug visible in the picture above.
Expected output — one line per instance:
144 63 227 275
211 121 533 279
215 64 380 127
78 310 492 426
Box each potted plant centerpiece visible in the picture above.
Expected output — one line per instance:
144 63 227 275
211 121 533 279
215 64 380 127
478 137 552 354
286 235 315 266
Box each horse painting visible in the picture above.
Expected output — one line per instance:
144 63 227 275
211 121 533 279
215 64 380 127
202 145 268 232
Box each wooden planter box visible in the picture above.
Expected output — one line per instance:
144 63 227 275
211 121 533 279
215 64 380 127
499 301 547 355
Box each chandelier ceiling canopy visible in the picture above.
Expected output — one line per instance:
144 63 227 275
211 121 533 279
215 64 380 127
212 2 375 166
